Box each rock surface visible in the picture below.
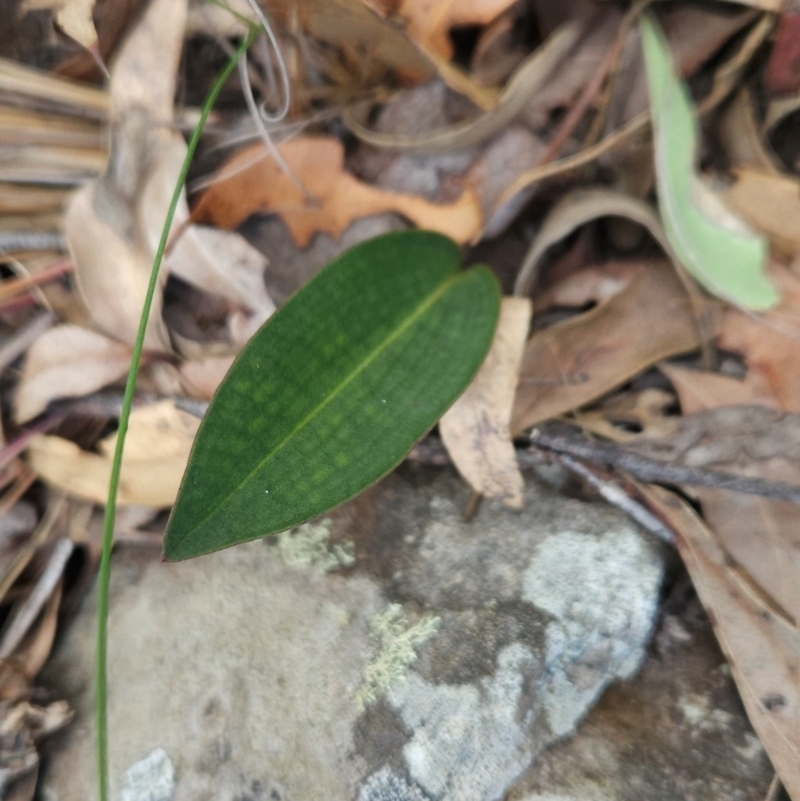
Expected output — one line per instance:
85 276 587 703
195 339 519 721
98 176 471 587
508 589 776 801
42 466 668 801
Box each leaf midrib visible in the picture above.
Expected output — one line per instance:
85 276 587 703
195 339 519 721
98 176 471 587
170 272 461 550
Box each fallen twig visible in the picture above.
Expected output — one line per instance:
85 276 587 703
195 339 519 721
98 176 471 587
406 427 800 507
529 422 800 505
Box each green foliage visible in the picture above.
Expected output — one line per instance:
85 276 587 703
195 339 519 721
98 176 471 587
164 230 500 560
641 12 778 310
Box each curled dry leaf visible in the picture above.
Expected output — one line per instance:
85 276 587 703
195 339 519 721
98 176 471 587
65 182 172 351
345 22 581 155
275 0 434 83
513 187 673 297
440 296 531 509
28 400 199 507
520 7 620 129
136 132 274 316
65 0 188 352
644 486 800 801
192 137 482 246
511 261 717 435
15 324 131 423
169 227 274 315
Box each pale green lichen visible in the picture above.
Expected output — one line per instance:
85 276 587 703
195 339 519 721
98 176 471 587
357 604 440 710
277 519 355 573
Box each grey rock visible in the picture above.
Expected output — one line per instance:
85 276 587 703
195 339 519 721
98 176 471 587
41 468 665 801
507 592 775 801
119 749 174 801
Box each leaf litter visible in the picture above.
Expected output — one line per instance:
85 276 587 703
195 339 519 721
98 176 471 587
3 0 800 797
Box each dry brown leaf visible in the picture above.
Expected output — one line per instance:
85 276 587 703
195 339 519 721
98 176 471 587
136 128 274 315
513 187 673 297
283 0 434 83
398 0 518 58
65 184 171 351
578 388 678 443
616 7 757 123
464 125 547 239
644 486 800 800
660 362 779 413
56 0 151 82
520 8 620 129
717 263 800 412
511 262 715 434
22 0 97 47
65 0 188 352
107 0 185 123
345 22 581 155
179 355 235 401
15 324 131 423
169 227 274 315
440 296 531 509
723 169 800 260
193 137 482 246
471 8 527 86
631 406 800 621
4 579 64 681
763 10 800 94
28 400 199 507
719 90 781 176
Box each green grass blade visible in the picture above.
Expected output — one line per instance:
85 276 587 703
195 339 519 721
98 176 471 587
640 12 778 310
164 230 500 560
95 29 257 801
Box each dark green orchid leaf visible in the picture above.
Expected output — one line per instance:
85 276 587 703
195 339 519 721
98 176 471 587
164 230 500 560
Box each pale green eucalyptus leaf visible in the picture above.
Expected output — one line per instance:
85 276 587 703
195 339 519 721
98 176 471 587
641 12 778 310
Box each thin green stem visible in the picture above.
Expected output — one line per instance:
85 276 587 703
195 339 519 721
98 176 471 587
95 29 257 801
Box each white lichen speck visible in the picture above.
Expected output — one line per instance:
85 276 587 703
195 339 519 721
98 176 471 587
276 519 355 573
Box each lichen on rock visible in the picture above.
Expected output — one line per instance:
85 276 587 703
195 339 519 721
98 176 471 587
357 604 440 709
276 518 356 572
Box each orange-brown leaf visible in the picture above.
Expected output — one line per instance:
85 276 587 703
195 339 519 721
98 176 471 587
192 137 481 246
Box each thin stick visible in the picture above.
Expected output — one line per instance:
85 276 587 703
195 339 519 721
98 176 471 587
533 31 624 169
0 259 71 303
529 423 800 506
553 452 675 544
764 773 782 801
406 432 800 506
94 30 257 801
